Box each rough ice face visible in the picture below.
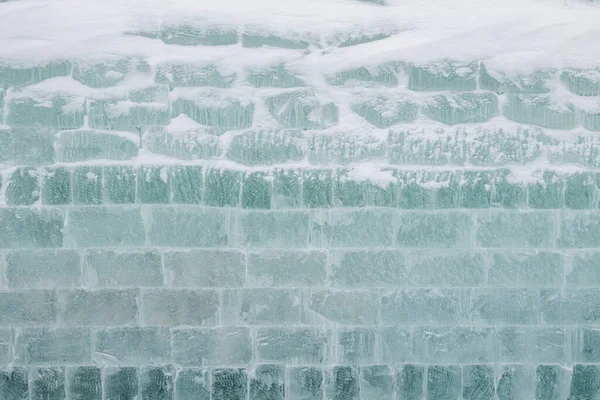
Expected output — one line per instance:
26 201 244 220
1 1 600 397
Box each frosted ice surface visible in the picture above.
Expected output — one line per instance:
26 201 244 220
0 0 599 398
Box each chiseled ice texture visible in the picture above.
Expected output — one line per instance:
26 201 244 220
1 0 600 398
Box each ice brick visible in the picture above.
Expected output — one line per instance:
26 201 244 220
288 367 323 400
380 327 413 363
30 367 65 400
0 60 72 87
395 211 474 248
54 130 139 162
212 369 247 400
14 327 90 365
175 369 210 400
236 210 309 247
247 65 305 88
0 329 10 365
203 168 241 207
228 130 305 166
141 289 219 326
541 289 600 325
0 290 57 326
272 168 302 208
84 250 163 288
497 365 535 400
249 364 285 400
241 172 273 209
0 208 64 249
160 24 238 46
104 367 139 400
40 168 71 205
93 327 171 365
72 166 102 205
164 250 245 287
0 368 29 400
495 326 567 363
0 128 54 166
407 61 477 91
479 64 552 94
328 66 398 87
156 62 236 88
141 365 174 400
266 92 339 130
488 251 564 287
561 68 600 96
462 365 495 400
303 169 333 208
528 171 564 209
409 251 485 286
471 289 539 325
535 365 570 400
360 365 394 400
7 91 84 129
475 210 555 248
149 207 228 247
137 166 170 204
326 366 359 400
5 167 40 206
170 166 203 204
423 92 498 125
88 98 170 132
172 327 252 366
564 172 598 209
413 326 493 363
308 131 386 166
330 250 407 287
171 91 253 129
66 367 102 400
503 94 577 129
72 57 133 88
64 207 144 247
142 126 221 161
58 289 138 326
222 288 300 325
570 364 600 400
395 365 424 400
247 250 326 287
568 251 600 287
6 250 80 289
303 290 379 325
310 209 394 247
333 327 378 364
256 327 328 364
352 95 418 128
104 166 136 204
426 365 462 400
241 28 310 49
558 211 600 248
381 289 467 325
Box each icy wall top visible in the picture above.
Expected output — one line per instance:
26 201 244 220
1 0 600 399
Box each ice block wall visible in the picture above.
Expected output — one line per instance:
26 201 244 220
1 0 600 398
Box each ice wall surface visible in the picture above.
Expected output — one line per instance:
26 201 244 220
1 0 600 398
